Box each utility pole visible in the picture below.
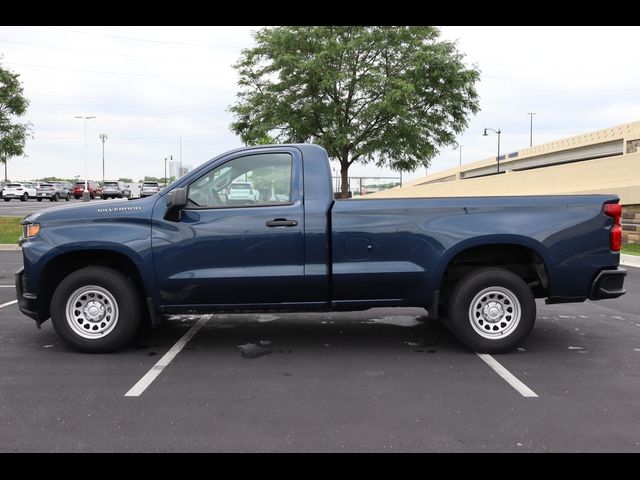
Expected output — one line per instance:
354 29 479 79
74 115 96 201
179 136 182 176
459 144 463 166
527 112 536 147
99 133 107 186
164 155 172 187
3 158 7 182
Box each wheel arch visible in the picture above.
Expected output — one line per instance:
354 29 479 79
434 236 552 315
37 248 152 324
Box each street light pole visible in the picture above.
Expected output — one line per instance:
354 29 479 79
483 128 502 174
459 144 463 166
99 133 107 186
74 115 96 201
164 155 172 187
527 112 536 147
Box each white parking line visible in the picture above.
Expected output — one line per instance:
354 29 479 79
125 316 210 397
476 353 538 398
0 299 17 309
0 285 16 288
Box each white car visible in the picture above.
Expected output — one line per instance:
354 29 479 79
2 182 37 202
228 182 259 204
140 181 160 198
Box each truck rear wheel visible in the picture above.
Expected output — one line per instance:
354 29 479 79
50 266 142 353
447 268 535 353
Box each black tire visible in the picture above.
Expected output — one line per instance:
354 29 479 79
37 198 43 202
50 266 142 353
102 195 107 200
53 193 59 202
447 268 536 353
74 195 80 200
65 195 70 201
21 193 28 202
3 198 10 202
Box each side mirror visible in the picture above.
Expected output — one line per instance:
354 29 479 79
164 187 188 222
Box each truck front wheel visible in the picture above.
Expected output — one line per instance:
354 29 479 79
50 267 142 353
447 268 536 353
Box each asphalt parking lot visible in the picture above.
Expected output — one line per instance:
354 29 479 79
1 248 639 452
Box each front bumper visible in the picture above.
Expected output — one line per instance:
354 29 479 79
588 268 626 300
15 267 42 324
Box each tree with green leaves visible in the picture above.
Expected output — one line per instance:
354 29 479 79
230 26 480 198
0 60 31 181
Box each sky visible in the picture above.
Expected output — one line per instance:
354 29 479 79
0 26 639 184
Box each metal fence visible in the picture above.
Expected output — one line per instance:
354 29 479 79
331 176 402 198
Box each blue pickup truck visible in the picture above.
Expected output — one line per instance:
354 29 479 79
16 144 626 353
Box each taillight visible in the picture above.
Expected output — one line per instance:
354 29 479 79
16 188 23 191
604 203 622 252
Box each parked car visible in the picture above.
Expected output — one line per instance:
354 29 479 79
3 182 37 201
123 184 131 198
102 181 126 199
15 144 627 353
36 183 70 202
0 181 6 199
72 181 102 200
58 181 74 196
140 181 160 198
227 181 259 205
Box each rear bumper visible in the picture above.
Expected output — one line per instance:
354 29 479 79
15 267 42 324
588 268 626 300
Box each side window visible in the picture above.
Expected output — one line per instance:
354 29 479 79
187 153 293 208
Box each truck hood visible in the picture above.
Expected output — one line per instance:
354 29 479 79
24 196 158 224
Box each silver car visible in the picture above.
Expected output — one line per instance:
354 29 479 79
102 181 126 199
140 181 160 198
37 183 70 202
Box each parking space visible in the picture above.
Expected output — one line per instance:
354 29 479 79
0 248 639 452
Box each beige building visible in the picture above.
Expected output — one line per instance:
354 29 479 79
367 121 640 244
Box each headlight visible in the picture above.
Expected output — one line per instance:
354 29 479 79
22 223 40 239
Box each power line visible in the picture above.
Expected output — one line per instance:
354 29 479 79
30 93 226 103
41 26 247 49
29 133 227 140
32 100 220 108
0 38 167 60
4 60 223 79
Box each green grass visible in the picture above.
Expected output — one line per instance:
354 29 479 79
0 217 21 244
622 243 640 256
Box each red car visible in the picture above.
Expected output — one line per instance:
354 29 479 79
73 181 102 200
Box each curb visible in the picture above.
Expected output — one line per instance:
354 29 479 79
0 244 20 250
621 254 640 269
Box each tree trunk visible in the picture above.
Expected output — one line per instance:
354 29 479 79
340 163 350 199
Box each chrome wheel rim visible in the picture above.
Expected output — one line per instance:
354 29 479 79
65 285 119 339
469 286 521 339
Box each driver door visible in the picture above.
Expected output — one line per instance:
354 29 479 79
151 149 306 307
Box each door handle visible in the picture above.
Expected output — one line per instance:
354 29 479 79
266 218 298 228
